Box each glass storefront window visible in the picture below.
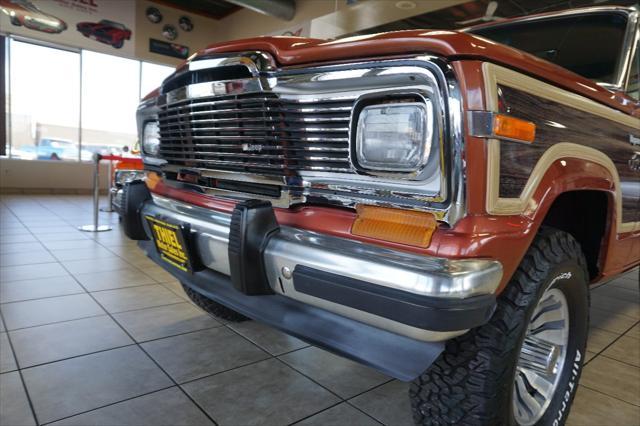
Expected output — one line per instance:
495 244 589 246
141 61 174 99
4 38 176 161
9 39 81 161
81 50 140 157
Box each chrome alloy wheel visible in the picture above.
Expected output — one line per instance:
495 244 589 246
513 288 570 425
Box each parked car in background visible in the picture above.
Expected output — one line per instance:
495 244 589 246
6 146 37 160
124 6 639 425
0 0 67 33
22 138 92 161
83 144 128 156
76 19 132 49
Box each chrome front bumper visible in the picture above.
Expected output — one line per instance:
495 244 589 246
140 195 503 342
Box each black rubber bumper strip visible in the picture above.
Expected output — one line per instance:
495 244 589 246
293 265 497 332
140 241 445 382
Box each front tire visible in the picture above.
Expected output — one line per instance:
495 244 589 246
182 283 249 322
122 180 150 240
410 227 589 425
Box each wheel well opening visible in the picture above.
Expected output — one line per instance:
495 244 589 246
541 191 609 280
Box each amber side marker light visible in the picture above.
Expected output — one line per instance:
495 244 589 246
351 205 437 248
145 171 161 190
493 114 536 143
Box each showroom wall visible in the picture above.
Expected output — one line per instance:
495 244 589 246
207 0 467 41
0 0 221 65
0 0 221 193
0 159 110 193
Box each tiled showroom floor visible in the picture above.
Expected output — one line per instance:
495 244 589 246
0 195 638 426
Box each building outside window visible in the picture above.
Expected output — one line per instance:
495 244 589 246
4 37 174 161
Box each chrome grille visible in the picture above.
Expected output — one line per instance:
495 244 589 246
158 92 353 176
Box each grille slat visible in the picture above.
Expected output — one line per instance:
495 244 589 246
159 157 350 172
161 116 350 125
158 91 354 176
159 135 349 143
159 105 352 120
159 150 350 162
159 143 348 152
158 126 349 135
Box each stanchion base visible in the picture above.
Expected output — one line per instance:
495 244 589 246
78 225 112 232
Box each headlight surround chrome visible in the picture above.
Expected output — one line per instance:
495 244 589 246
142 121 160 156
355 101 433 173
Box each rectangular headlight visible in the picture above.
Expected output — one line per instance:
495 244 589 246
142 121 160 156
355 102 432 172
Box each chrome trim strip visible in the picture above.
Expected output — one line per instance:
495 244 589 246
143 195 502 341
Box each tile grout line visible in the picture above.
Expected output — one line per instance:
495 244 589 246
0 275 166 305
6 321 232 372
36 385 178 426
578 382 640 408
19 196 420 426
8 197 218 425
0 204 66 426
7 196 637 425
1 298 193 332
285 353 393 425
126 231 396 425
584 318 640 367
25 213 222 426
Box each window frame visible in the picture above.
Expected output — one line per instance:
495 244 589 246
622 19 639 98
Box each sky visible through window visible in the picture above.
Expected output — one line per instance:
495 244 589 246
8 38 174 159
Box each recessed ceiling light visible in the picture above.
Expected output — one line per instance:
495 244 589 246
395 1 416 10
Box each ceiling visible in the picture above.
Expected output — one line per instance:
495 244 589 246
347 0 638 35
150 0 637 29
153 0 241 20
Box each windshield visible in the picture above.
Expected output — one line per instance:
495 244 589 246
468 12 628 84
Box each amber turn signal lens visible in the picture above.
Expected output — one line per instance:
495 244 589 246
145 171 161 190
493 114 536 143
351 205 437 248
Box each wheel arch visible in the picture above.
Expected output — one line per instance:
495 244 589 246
527 154 622 281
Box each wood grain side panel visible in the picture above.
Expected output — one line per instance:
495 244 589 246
496 86 640 223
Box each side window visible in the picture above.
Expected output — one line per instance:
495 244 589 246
470 13 628 85
626 39 639 100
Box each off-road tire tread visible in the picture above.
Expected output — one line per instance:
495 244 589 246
182 284 250 322
410 227 588 425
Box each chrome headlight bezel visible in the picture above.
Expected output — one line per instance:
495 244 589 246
350 91 441 180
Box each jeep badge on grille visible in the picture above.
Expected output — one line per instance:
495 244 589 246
242 143 264 152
